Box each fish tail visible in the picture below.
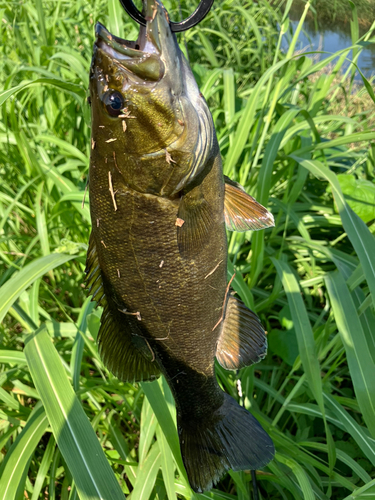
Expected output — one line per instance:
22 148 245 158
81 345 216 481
179 392 274 493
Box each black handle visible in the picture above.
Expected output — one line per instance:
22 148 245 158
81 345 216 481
118 0 214 32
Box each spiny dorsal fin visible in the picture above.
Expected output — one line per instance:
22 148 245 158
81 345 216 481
216 293 267 370
177 188 213 258
85 233 160 382
224 176 274 232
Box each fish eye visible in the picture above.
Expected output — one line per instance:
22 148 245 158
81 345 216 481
103 90 124 117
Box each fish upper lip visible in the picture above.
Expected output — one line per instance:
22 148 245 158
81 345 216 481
95 22 151 57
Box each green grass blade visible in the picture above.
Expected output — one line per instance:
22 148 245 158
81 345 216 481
325 271 375 438
223 69 235 148
42 164 90 221
130 442 161 500
257 109 300 205
141 381 188 486
227 260 255 310
108 0 125 40
343 479 375 500
346 271 375 364
0 404 48 500
30 434 56 500
276 453 315 500
105 411 137 486
71 297 95 391
156 425 177 500
324 394 375 466
224 57 292 177
272 259 323 408
301 441 371 484
293 157 375 309
24 325 124 500
36 134 88 165
0 253 76 324
0 350 27 366
0 78 85 106
139 395 158 464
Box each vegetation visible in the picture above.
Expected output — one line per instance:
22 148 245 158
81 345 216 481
1 0 375 499
289 0 375 29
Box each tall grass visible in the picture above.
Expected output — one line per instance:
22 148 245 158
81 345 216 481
289 0 375 29
1 0 375 499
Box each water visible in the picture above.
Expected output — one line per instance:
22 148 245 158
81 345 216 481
281 13 375 80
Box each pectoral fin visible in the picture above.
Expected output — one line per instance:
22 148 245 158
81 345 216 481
85 233 160 382
224 176 274 232
216 293 267 370
177 187 213 258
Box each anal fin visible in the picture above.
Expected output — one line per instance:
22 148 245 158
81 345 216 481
216 294 267 370
224 176 274 232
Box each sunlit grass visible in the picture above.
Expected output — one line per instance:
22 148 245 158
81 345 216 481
1 0 375 499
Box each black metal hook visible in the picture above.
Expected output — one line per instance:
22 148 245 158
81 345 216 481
118 0 214 32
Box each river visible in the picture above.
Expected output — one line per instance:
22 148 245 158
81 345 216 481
281 9 375 80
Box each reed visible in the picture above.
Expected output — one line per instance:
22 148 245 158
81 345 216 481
0 0 375 499
289 0 375 29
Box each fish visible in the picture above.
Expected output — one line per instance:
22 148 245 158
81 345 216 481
86 0 275 492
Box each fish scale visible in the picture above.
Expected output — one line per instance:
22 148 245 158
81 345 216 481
90 150 226 369
86 0 275 492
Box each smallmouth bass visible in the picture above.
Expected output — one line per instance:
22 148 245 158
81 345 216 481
86 0 275 492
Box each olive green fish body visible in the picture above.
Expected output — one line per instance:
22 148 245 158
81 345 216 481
90 149 226 376
87 0 275 492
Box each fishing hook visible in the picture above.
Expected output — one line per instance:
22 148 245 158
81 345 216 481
118 0 214 32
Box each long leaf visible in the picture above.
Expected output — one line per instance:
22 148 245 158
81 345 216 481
156 425 177 500
141 380 188 486
0 78 85 106
343 479 375 500
292 157 375 309
0 253 75 324
24 326 124 500
139 395 158 464
0 404 48 500
272 259 324 408
276 453 315 500
325 272 375 438
131 442 161 500
324 394 375 467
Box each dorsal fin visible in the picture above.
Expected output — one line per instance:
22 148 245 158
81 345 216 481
224 176 274 232
85 233 160 382
216 293 267 370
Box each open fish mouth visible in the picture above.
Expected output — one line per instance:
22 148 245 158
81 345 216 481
95 22 159 58
94 0 170 81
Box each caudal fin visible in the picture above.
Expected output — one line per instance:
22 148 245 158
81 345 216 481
179 393 274 493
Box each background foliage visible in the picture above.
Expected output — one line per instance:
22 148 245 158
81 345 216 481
1 0 375 498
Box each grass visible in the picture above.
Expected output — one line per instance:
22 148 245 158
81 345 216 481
288 0 375 29
1 0 375 499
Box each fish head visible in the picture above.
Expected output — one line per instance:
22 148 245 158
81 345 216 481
90 0 215 196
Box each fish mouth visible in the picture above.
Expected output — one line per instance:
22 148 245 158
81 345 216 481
95 0 170 81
